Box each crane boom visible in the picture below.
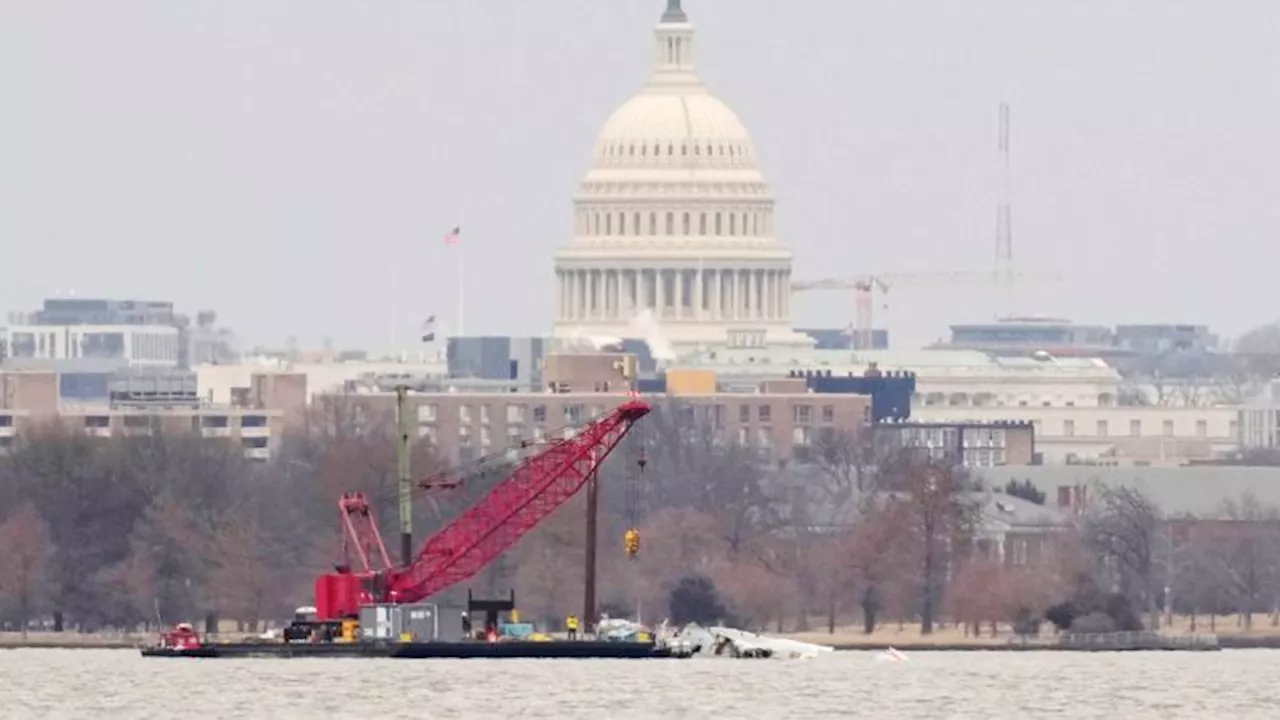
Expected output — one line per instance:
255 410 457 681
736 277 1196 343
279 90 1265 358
314 398 651 621
791 269 1063 349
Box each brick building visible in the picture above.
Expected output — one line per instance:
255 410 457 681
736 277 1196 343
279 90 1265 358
0 368 289 460
324 354 873 465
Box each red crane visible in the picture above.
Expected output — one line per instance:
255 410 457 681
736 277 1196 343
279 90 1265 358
314 398 651 621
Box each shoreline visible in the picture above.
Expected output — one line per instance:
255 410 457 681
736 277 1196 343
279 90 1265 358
6 629 1280 653
821 636 1280 652
4 638 1280 652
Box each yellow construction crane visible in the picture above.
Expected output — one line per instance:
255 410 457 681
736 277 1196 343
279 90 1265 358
790 270 1063 349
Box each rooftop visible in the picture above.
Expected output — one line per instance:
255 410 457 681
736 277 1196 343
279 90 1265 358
974 465 1280 517
674 347 1121 379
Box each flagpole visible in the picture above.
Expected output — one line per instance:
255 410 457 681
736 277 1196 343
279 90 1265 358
391 261 399 356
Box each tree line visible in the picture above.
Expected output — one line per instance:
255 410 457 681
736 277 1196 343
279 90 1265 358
2 397 1279 638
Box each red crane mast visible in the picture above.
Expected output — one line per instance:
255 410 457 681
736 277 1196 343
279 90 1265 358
314 398 650 621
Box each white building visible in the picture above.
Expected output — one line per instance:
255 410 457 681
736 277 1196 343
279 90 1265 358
197 356 448 405
919 405 1238 465
675 347 1125 408
672 346 1241 465
552 1 811 351
1 323 181 368
1239 379 1280 450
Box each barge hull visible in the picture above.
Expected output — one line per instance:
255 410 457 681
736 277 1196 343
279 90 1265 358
142 640 672 659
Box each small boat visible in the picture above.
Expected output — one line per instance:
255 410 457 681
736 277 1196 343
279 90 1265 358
141 623 216 658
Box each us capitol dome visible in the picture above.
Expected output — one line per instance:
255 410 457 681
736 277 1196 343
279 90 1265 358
552 0 811 351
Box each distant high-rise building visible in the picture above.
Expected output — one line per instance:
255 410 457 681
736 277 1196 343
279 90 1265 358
446 336 546 390
26 298 177 326
1 298 237 371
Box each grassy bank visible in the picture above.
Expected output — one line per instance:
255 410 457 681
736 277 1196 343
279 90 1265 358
0 630 263 649
0 632 141 649
783 613 1280 649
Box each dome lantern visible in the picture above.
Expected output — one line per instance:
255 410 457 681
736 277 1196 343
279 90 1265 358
651 0 696 85
661 0 687 24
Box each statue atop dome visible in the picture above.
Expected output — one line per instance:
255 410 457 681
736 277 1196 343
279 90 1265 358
661 0 687 24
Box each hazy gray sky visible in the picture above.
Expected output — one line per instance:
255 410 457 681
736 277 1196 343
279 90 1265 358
3 1 1277 351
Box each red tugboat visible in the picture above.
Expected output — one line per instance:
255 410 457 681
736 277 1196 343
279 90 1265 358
146 623 216 657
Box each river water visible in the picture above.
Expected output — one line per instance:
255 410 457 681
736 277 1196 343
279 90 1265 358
4 648 1277 719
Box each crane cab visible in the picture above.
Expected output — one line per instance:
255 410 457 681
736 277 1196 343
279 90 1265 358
283 605 345 644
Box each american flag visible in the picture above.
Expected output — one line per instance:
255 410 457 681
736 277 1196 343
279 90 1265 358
443 225 461 246
421 315 437 343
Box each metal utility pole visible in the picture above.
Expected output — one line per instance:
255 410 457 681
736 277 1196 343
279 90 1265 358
583 448 600 636
395 385 413 567
995 102 1014 316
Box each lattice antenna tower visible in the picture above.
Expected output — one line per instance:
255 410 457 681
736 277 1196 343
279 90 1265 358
995 102 1014 319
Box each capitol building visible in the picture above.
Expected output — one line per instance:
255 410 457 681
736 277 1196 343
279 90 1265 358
538 1 1244 468
552 1 812 351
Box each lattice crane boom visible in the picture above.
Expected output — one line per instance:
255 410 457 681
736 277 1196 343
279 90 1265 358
791 269 1062 349
337 493 393 574
314 399 651 620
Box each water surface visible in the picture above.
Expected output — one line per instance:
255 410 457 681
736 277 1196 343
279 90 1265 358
4 648 1276 719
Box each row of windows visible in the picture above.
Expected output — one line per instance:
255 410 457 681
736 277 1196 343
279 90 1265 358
975 537 1033 565
661 34 689 68
132 332 180 361
74 414 267 430
913 444 1010 468
895 427 1011 449
917 392 1117 408
421 420 1002 469
0 433 269 458
598 138 751 164
417 402 844 427
423 422 820 458
1053 418 1213 438
577 208 772 238
738 403 837 424
1239 409 1280 449
7 331 127 359
2 330 178 361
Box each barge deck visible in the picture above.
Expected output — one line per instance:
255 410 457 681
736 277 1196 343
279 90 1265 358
141 640 673 659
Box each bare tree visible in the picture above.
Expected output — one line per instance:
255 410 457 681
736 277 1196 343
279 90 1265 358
203 508 278 632
883 452 977 634
713 558 796 632
809 428 898 519
844 501 909 633
1234 323 1280 355
1172 531 1218 632
1084 486 1163 629
1191 494 1280 630
103 491 206 628
1213 352 1280 405
0 503 52 638
948 556 1004 637
602 398 778 555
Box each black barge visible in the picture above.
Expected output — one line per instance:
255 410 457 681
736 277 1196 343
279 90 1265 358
141 639 673 659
